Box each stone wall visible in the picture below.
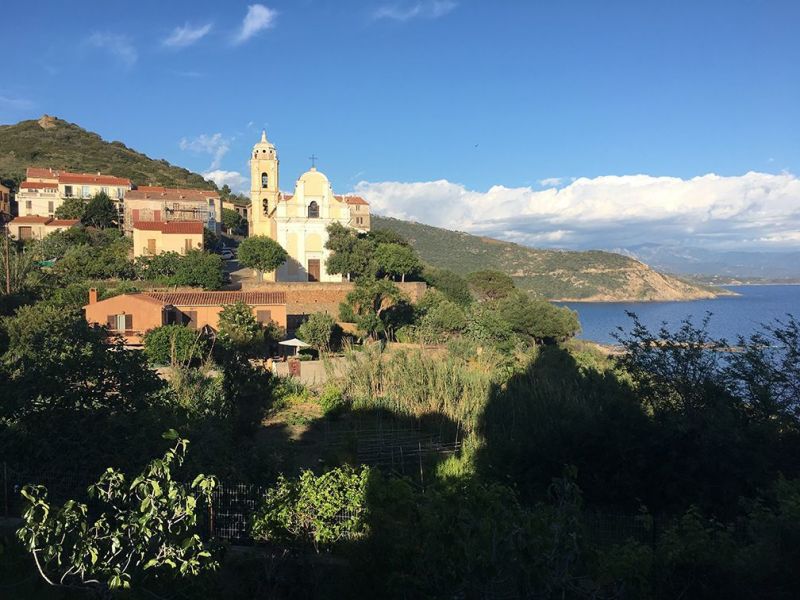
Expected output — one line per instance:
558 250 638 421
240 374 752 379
242 281 427 318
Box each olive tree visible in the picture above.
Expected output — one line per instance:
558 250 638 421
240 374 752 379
238 235 288 281
17 431 218 596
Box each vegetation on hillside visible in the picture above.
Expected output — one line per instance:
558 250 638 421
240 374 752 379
372 215 724 301
0 115 215 189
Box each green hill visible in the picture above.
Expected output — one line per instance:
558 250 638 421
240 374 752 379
0 115 214 189
372 215 726 301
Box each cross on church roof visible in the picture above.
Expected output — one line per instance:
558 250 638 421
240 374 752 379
309 154 318 168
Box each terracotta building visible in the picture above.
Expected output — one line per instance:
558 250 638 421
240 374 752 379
124 186 221 235
83 289 287 345
132 221 204 257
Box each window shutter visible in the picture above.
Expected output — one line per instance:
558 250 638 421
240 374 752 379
257 310 271 324
125 314 133 330
107 315 116 329
184 311 198 329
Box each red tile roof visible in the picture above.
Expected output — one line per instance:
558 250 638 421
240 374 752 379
20 181 58 190
58 173 131 186
47 219 80 227
11 215 52 224
338 195 369 206
26 167 59 179
144 291 286 306
132 221 204 234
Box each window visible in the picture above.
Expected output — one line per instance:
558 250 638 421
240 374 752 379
48 201 54 215
101 187 108 195
117 187 125 199
308 201 319 219
261 172 268 188
256 310 272 324
64 185 73 197
356 217 363 225
82 185 90 198
147 239 156 255
184 239 193 253
262 198 269 216
25 200 32 211
107 314 133 331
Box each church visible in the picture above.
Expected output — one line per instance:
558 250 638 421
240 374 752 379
248 131 370 282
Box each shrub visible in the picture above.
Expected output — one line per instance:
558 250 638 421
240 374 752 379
251 466 370 552
143 325 207 366
319 385 346 417
296 312 341 353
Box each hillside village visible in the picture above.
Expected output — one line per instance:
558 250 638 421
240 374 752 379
1 115 797 599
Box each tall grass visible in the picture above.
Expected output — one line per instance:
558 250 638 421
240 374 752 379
335 343 503 433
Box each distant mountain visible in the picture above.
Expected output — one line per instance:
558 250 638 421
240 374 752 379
612 244 800 279
373 216 728 302
0 115 215 189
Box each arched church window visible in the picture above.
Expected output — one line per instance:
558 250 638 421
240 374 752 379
308 201 320 219
261 173 268 188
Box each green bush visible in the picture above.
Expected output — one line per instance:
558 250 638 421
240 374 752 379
143 325 207 366
251 466 370 551
319 385 346 417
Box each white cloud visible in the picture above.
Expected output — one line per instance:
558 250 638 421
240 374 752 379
539 177 563 187
374 1 457 21
179 133 231 170
354 171 800 251
0 95 34 110
204 170 249 194
234 4 277 44
163 22 213 48
87 33 137 67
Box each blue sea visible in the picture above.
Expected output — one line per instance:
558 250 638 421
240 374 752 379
560 285 800 345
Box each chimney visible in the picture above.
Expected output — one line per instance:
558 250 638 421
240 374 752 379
88 288 98 305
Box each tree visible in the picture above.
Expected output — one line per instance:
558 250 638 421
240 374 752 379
417 291 467 343
222 208 244 233
325 222 376 281
134 251 223 290
339 278 406 339
2 303 160 416
217 301 267 356
143 324 208 366
54 197 86 220
82 191 118 229
423 266 472 306
297 312 342 353
374 242 422 282
238 235 288 281
466 270 516 301
17 432 218 594
495 291 580 343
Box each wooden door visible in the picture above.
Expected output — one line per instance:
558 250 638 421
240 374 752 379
307 259 320 282
147 238 156 255
19 226 32 240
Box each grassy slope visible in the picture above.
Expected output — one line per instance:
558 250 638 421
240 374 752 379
0 115 214 189
372 215 724 301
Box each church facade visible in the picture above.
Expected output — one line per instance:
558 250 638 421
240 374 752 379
248 131 370 282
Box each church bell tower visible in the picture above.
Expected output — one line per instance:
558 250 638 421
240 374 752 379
249 130 279 238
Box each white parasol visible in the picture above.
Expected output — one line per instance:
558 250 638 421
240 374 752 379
278 337 311 355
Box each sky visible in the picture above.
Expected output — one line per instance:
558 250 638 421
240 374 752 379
2 0 799 251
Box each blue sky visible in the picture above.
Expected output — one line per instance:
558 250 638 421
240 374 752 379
2 1 799 250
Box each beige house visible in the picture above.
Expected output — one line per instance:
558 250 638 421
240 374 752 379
83 289 287 346
7 216 80 240
0 183 11 219
132 221 204 258
124 186 222 234
247 131 371 281
16 167 131 218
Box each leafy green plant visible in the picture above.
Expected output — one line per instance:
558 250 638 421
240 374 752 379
296 311 341 353
251 466 370 552
16 432 218 594
238 235 288 281
318 385 346 417
143 324 207 366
